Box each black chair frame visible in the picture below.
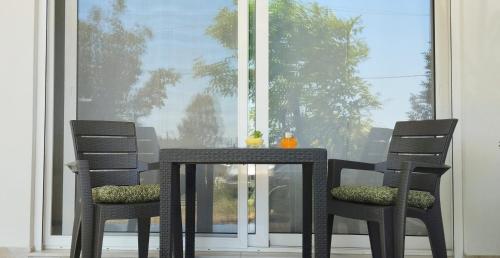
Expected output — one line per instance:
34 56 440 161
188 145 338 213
326 119 457 258
68 120 160 258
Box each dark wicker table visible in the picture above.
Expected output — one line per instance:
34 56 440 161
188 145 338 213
159 148 328 258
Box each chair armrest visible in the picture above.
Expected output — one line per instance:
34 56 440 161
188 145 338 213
328 159 377 188
413 162 451 175
69 159 95 257
393 161 413 257
386 160 451 175
138 161 160 172
392 160 451 250
66 161 78 173
328 159 376 171
65 160 93 205
66 160 89 174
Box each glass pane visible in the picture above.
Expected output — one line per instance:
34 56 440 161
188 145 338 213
267 0 434 235
51 0 241 235
247 0 257 234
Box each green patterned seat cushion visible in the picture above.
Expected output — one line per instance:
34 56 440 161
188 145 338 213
92 184 160 204
331 185 435 209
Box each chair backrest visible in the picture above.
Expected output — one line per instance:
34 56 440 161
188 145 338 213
383 119 458 192
70 120 139 187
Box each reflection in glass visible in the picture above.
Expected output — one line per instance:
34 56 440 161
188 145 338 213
265 0 434 235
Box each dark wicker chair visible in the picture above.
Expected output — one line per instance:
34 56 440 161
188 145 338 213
326 119 457 258
68 120 160 258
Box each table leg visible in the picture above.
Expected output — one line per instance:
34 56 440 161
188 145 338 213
159 161 172 258
313 160 328 258
185 164 196 258
171 163 183 258
302 164 312 258
160 162 183 258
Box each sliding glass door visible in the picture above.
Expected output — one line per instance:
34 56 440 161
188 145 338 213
258 0 452 250
45 0 252 249
77 0 243 235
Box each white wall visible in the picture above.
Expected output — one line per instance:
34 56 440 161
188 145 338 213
0 0 36 251
456 0 500 255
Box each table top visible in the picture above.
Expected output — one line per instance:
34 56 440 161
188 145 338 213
159 148 327 164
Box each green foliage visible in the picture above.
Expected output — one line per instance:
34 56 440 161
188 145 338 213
250 130 263 138
177 93 223 147
78 0 180 122
193 57 237 97
194 0 380 158
408 48 434 120
207 6 238 50
213 178 238 224
129 68 180 120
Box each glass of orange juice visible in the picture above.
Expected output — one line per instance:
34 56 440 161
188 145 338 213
279 132 298 149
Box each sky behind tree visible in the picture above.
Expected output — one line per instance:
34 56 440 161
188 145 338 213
78 0 431 137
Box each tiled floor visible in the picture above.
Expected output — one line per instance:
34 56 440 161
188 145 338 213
27 249 500 258
28 250 437 258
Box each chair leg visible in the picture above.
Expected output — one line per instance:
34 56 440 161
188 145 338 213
424 214 447 258
70 214 82 258
138 218 151 258
172 164 184 258
367 214 394 258
80 206 94 258
93 213 105 258
326 214 334 256
367 221 382 258
185 164 196 258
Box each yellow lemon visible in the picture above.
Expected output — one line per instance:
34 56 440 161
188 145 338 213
245 137 264 148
